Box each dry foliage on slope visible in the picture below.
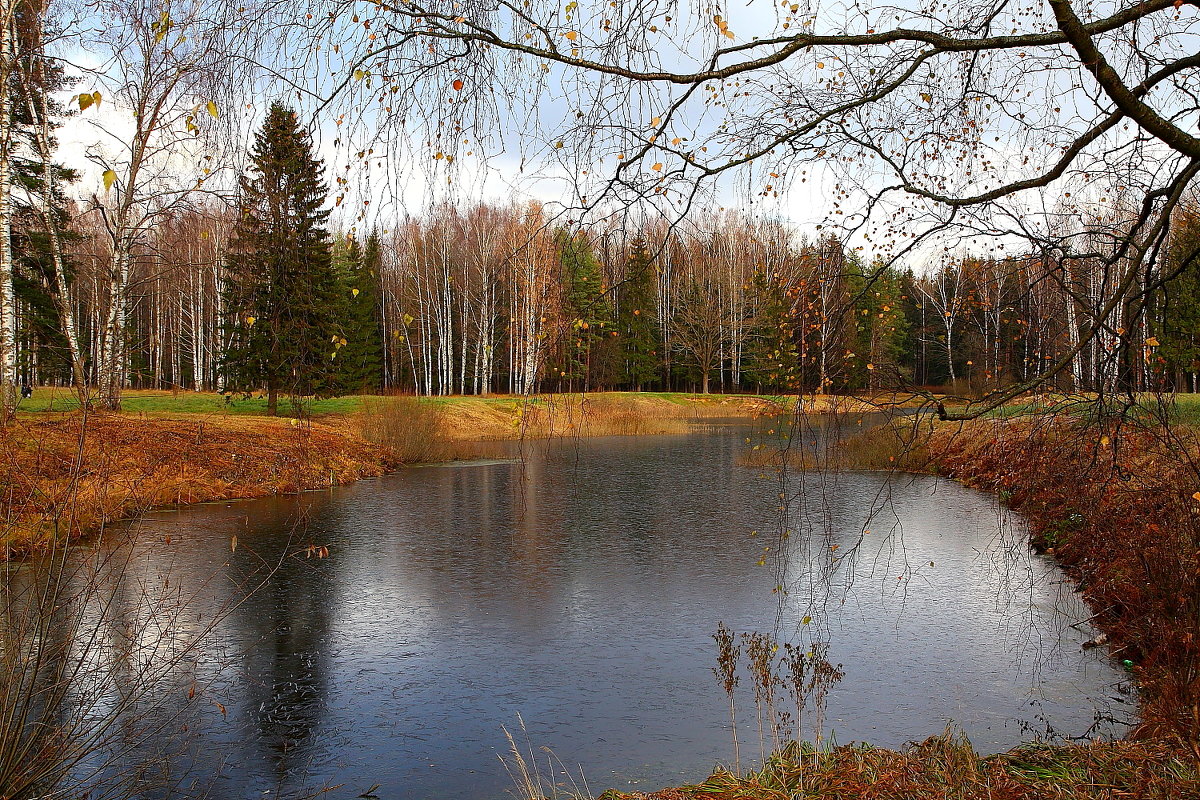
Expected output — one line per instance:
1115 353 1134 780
0 413 395 556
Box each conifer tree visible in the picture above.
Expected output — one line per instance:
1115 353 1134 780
616 238 661 391
220 103 344 415
334 231 384 392
555 230 610 390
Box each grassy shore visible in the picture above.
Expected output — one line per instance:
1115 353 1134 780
600 735 1196 799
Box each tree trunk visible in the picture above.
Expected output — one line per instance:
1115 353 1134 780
0 3 16 420
98 243 131 410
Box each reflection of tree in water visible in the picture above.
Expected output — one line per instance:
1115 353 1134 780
228 502 341 788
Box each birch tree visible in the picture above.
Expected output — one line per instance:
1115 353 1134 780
83 0 239 409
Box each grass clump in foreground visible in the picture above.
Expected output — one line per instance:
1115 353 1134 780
598 734 1197 800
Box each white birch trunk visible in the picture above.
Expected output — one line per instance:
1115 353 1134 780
0 2 16 416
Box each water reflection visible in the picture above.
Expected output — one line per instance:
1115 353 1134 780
59 424 1128 799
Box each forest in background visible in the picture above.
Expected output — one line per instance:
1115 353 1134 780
14 192 1200 400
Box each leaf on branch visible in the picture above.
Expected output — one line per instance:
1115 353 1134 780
102 169 117 192
651 162 663 171
153 11 172 43
452 78 464 91
564 30 578 41
206 100 219 118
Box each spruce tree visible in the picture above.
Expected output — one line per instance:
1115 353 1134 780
555 230 611 391
334 232 384 392
617 238 661 391
221 103 345 415
8 4 82 388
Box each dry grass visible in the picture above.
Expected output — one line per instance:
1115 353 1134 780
358 395 456 462
601 734 1198 800
737 416 934 471
433 393 792 441
0 411 396 557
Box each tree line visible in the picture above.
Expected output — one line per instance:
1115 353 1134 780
12 98 1200 409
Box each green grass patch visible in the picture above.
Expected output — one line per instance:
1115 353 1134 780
16 388 371 417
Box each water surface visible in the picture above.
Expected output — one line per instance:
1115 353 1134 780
101 423 1127 798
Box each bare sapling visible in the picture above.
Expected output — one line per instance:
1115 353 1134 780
712 621 741 774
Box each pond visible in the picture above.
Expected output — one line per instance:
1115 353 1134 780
65 420 1129 798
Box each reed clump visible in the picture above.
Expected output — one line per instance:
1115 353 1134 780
358 395 457 462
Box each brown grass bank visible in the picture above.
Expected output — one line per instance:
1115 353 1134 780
601 734 1196 800
429 392 804 441
0 412 396 558
0 391 800 557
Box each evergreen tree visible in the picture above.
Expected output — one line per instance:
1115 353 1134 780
8 2 83 388
554 230 611 390
334 232 385 392
1153 204 1200 390
742 272 802 392
846 260 910 391
616 238 661 391
220 103 345 415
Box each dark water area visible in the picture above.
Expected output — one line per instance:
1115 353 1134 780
88 422 1126 799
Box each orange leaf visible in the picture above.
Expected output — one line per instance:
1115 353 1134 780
452 79 464 91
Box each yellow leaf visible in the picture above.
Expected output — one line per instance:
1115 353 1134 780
1145 336 1160 347
651 116 660 126
802 615 812 624
246 316 256 326
77 93 94 112
351 287 360 297
102 169 117 192
564 30 578 40
1192 492 1200 502
92 91 102 107
206 100 219 118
